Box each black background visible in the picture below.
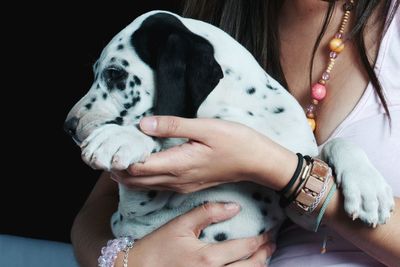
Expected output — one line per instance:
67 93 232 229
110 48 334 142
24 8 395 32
2 1 181 243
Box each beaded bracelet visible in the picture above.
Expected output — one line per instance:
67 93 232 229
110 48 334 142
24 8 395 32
98 236 135 267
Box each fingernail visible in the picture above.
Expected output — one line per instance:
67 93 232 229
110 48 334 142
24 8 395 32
140 117 157 133
224 203 240 211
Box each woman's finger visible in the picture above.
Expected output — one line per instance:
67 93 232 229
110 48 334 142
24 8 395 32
140 116 217 141
206 232 271 265
226 243 276 267
125 176 222 193
127 145 188 176
112 170 222 192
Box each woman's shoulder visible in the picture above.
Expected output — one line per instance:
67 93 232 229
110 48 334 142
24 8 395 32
378 9 400 100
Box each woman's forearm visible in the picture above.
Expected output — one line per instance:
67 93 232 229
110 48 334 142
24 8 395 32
325 193 400 267
254 144 400 266
71 172 119 267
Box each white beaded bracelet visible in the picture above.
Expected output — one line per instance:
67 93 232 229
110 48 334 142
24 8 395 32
98 236 135 267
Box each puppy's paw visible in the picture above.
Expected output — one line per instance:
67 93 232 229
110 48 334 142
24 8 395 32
340 165 394 226
80 124 155 170
322 138 394 227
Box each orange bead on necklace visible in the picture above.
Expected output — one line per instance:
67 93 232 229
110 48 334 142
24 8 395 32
306 0 354 132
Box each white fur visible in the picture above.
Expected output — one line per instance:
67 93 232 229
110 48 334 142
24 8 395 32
66 11 394 242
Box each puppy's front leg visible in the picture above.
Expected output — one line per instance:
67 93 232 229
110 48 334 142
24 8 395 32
321 138 395 226
81 124 158 170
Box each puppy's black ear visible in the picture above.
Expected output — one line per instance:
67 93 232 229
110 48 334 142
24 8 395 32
131 13 223 118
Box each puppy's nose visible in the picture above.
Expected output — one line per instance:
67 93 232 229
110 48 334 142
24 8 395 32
64 117 79 137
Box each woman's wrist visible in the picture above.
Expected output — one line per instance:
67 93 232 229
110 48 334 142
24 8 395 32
250 138 298 191
114 247 140 267
322 188 342 226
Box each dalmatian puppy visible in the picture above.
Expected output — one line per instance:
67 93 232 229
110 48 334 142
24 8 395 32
65 11 394 243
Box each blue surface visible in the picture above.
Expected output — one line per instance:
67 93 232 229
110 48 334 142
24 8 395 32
0 235 78 267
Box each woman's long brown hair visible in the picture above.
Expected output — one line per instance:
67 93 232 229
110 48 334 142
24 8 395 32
181 0 399 117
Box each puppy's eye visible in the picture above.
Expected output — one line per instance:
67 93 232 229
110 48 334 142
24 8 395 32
101 66 128 91
102 66 127 82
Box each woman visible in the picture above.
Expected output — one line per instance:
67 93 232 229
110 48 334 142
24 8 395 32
71 0 400 266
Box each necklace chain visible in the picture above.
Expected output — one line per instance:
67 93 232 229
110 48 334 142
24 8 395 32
306 0 355 132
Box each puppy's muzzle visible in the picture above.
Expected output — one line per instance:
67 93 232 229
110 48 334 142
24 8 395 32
64 117 80 142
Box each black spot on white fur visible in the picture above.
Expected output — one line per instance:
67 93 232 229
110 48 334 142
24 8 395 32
214 233 227 242
85 103 92 110
246 87 256 95
102 93 108 100
117 44 124 50
266 84 277 90
123 96 141 109
273 107 285 114
259 228 266 235
105 117 123 125
247 111 254 116
122 60 129 67
120 110 128 117
133 75 141 85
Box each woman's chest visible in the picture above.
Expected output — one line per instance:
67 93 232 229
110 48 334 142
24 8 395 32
280 38 376 145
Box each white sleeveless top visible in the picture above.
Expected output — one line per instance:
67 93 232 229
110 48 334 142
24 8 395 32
270 9 400 267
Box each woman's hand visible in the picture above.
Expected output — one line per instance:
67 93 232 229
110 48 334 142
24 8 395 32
115 202 276 267
112 116 298 193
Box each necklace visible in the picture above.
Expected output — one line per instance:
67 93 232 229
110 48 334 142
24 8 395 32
306 0 355 132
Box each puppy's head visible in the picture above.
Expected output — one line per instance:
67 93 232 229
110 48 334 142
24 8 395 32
64 11 223 144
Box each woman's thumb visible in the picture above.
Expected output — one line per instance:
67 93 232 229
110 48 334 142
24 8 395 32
140 116 206 140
